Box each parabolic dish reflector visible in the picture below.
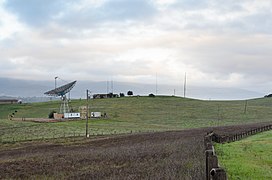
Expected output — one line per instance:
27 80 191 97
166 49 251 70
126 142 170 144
44 81 77 97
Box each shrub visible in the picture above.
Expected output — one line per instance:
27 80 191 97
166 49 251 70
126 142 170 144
149 93 155 97
127 91 133 96
48 110 57 119
264 94 272 98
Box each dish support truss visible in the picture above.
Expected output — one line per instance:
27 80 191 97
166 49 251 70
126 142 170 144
60 95 70 114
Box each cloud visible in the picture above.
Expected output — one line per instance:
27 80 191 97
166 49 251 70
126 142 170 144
1 0 272 97
0 2 25 40
56 0 157 30
153 0 272 35
101 0 156 21
171 0 208 10
4 0 66 26
172 33 272 88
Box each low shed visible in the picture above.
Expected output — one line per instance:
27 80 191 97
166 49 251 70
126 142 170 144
64 113 81 119
0 99 19 104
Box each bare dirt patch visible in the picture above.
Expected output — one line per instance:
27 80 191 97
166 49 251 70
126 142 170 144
0 122 271 179
12 117 81 123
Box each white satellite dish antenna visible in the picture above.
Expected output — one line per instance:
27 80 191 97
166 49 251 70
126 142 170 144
44 81 77 113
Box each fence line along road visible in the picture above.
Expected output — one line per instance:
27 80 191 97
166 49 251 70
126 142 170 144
204 124 272 180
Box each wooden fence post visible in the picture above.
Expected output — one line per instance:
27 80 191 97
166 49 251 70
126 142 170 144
205 125 272 180
206 142 213 151
210 168 227 180
206 149 219 180
208 155 219 180
204 135 211 148
206 150 213 180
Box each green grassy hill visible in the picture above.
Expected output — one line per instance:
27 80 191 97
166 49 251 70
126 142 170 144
1 96 272 142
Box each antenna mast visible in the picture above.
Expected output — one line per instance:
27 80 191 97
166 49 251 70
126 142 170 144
156 73 158 95
107 80 109 94
184 72 187 98
111 79 114 93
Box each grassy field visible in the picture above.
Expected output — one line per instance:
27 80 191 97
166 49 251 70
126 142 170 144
1 96 272 142
215 130 272 179
0 96 271 179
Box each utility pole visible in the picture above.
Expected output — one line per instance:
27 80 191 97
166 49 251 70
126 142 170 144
86 89 90 137
217 104 220 126
244 100 248 114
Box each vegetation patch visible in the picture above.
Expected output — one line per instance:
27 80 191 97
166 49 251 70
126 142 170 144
215 130 272 179
1 96 272 142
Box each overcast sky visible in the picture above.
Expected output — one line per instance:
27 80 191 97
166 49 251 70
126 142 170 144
1 0 272 95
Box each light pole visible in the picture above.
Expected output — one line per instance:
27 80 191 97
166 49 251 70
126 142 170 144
55 76 58 89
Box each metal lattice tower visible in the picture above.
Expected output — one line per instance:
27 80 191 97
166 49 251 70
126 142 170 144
60 96 70 113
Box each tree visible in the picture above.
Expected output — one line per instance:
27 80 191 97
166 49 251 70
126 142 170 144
108 93 113 98
120 93 125 97
48 110 57 119
127 91 133 96
149 93 155 97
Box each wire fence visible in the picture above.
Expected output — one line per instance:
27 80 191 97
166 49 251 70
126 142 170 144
204 124 272 180
0 125 156 144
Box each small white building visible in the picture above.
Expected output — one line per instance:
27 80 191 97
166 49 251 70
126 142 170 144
91 112 101 118
64 112 81 119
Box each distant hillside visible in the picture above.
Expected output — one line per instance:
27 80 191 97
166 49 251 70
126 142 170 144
0 78 51 97
0 77 263 100
0 95 58 103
